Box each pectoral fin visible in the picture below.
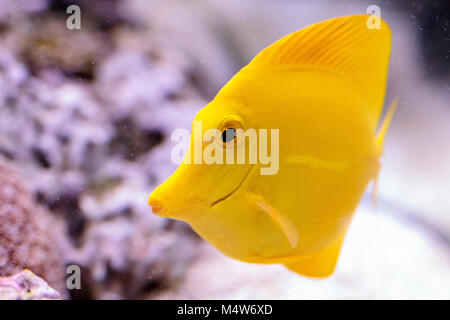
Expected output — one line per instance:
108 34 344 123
284 233 346 278
246 193 299 248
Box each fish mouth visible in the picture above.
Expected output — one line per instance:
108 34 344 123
210 165 254 208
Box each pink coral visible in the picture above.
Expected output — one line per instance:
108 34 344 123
0 160 66 295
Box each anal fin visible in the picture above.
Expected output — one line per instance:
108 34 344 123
284 233 346 278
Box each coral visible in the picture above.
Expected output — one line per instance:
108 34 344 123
0 1 203 299
0 160 67 295
0 269 60 300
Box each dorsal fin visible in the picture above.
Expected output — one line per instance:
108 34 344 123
247 14 392 128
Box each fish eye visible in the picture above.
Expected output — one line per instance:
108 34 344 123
221 128 237 143
217 117 243 148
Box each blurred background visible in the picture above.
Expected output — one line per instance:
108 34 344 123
0 0 449 299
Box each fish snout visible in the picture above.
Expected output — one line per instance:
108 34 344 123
148 195 164 216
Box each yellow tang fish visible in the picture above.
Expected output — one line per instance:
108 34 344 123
148 14 396 277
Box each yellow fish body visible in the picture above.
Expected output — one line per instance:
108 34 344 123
148 15 396 277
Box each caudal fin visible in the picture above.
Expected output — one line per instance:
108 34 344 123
376 98 399 152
